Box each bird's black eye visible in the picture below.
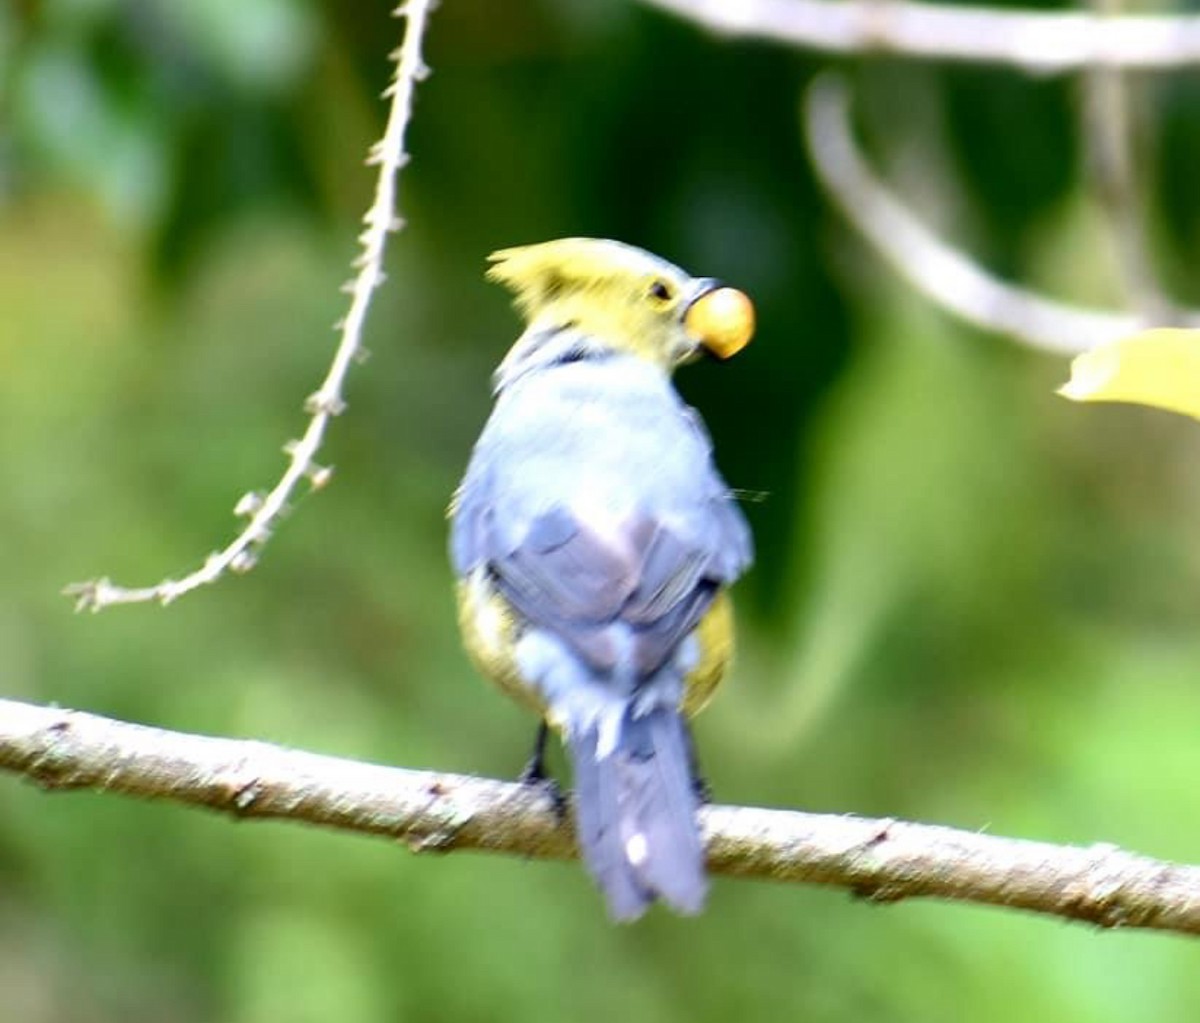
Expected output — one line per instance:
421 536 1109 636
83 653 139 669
648 278 674 305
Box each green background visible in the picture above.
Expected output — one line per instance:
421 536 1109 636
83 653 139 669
4 1 1200 1019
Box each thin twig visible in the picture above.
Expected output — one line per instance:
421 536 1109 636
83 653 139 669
803 75 1200 354
64 0 436 612
641 0 1200 72
2 696 1199 935
1081 0 1170 318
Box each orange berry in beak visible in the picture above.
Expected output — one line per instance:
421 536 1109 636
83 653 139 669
685 287 755 360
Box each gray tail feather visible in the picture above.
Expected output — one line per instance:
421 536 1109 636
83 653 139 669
566 706 706 922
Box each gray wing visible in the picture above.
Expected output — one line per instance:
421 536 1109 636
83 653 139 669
451 411 751 678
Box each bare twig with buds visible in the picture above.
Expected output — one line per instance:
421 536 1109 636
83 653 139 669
65 0 436 612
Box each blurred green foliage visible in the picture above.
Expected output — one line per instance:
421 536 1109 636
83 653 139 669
4 1 1200 1020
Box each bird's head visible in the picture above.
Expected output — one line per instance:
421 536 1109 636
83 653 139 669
486 238 754 377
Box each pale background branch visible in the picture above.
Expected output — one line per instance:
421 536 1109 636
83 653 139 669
642 0 1200 70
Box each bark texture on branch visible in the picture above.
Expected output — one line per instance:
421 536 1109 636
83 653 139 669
1 697 1198 936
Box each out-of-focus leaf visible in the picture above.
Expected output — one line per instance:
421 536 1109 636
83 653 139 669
1059 329 1200 421
155 0 319 93
13 44 169 225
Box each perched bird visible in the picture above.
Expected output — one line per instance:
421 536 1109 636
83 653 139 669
450 238 754 921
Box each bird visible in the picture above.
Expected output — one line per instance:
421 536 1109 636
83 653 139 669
449 237 754 921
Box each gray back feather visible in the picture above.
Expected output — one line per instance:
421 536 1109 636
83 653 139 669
451 348 751 680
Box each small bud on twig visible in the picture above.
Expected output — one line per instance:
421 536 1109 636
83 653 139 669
307 465 335 491
234 492 265 518
230 551 258 574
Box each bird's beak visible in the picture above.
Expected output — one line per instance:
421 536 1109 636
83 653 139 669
683 279 755 360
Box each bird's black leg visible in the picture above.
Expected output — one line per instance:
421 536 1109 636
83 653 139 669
518 721 567 821
684 723 713 804
518 721 551 784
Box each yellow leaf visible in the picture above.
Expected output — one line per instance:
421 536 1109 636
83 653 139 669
1058 329 1200 421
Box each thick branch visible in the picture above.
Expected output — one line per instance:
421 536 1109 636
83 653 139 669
1 698 1198 936
642 0 1200 72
